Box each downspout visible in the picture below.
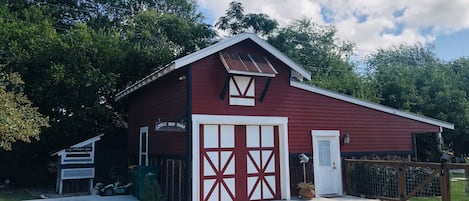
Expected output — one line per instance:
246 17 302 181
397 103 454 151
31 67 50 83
185 65 193 201
437 126 444 152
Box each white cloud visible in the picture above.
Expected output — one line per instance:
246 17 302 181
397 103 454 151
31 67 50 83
197 0 469 57
399 0 469 33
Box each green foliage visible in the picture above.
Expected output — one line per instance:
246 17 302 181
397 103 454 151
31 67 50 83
0 190 38 201
0 68 49 151
141 175 164 201
131 167 164 201
121 8 215 87
268 18 376 100
1 18 125 148
366 44 469 156
0 1 214 185
0 0 215 150
215 1 278 36
415 133 442 162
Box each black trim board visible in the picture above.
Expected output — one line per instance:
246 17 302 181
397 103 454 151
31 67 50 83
185 65 193 201
260 77 272 102
220 73 232 100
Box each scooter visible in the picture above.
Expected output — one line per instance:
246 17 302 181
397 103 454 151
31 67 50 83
96 181 133 196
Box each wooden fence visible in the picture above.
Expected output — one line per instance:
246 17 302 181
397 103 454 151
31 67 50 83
151 158 186 201
343 159 469 201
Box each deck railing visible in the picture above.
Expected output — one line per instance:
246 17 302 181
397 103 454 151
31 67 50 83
343 159 469 201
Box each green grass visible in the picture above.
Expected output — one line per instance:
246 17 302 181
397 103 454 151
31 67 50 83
451 180 468 201
410 180 468 201
0 190 38 201
451 172 465 178
410 197 440 201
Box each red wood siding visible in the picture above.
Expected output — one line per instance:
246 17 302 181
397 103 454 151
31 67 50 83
191 40 439 153
128 69 188 162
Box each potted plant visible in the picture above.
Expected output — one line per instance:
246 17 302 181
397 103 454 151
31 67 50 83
297 182 315 199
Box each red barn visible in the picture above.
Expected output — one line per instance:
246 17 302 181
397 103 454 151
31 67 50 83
116 33 453 201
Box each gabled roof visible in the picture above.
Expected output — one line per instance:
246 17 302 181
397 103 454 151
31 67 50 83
115 33 311 101
51 134 104 156
290 80 454 129
114 33 454 130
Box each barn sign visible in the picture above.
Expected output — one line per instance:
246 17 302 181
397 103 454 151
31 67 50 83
65 147 92 152
155 120 187 132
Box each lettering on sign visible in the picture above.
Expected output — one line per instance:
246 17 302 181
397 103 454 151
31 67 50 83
66 147 92 152
155 121 187 132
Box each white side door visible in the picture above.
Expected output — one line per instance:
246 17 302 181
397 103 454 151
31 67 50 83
311 130 342 197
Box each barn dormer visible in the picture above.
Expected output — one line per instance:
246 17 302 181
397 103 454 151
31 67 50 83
219 52 278 106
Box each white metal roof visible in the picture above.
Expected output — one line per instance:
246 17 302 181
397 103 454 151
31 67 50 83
115 33 311 101
290 80 454 130
51 134 104 156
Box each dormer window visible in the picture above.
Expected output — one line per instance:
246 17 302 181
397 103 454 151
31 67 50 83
229 75 255 106
219 52 278 106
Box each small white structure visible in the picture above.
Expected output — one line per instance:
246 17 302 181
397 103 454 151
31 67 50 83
51 134 103 194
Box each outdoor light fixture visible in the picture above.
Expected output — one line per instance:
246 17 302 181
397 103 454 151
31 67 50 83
343 133 350 144
298 153 310 183
298 153 310 164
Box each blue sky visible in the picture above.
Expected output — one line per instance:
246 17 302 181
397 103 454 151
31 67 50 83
197 0 469 62
434 29 469 61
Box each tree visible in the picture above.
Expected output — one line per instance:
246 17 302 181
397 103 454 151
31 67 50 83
366 44 439 110
0 6 127 186
0 0 215 149
118 6 215 90
0 0 217 176
268 18 376 100
215 1 278 36
0 1 217 185
445 58 469 155
0 67 49 151
366 44 469 158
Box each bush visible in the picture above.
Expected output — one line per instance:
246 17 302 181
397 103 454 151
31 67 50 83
130 166 165 201
141 174 164 201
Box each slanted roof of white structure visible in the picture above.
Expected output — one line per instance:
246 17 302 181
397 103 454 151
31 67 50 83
51 134 104 156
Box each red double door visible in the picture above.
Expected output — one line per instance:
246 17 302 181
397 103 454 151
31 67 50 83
200 124 281 201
